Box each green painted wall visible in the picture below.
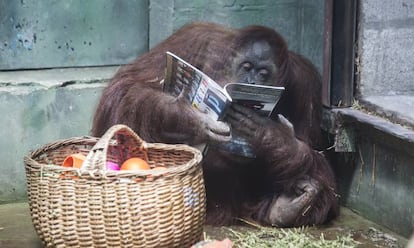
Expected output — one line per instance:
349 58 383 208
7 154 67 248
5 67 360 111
0 0 149 69
150 0 325 71
1 0 325 71
326 109 414 238
0 67 116 203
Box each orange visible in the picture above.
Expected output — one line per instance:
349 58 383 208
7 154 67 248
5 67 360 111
120 157 150 171
62 153 86 168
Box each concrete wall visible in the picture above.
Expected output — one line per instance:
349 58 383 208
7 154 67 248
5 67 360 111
328 0 414 237
327 109 414 238
1 0 325 71
0 0 149 69
357 0 414 97
0 67 116 203
149 0 325 71
356 0 414 127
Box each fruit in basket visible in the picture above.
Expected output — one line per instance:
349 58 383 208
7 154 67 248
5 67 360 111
120 157 150 170
62 153 86 168
106 161 120 170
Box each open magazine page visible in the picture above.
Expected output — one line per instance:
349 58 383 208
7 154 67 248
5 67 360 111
164 51 231 120
164 51 285 158
224 83 285 117
212 83 285 158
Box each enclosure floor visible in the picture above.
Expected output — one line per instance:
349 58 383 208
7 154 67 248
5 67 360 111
0 202 408 248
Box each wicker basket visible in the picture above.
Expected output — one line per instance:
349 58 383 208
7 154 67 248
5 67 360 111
24 124 206 248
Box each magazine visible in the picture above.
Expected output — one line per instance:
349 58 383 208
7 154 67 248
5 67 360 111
163 51 285 157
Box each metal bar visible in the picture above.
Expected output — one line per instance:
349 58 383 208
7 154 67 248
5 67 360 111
330 0 358 107
322 0 333 107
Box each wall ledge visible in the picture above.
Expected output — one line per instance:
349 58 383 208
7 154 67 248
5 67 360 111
0 66 119 89
359 96 414 130
322 107 414 155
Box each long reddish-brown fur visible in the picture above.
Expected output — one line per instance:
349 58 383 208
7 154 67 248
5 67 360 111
92 22 339 226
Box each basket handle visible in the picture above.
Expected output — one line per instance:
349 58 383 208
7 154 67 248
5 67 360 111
81 124 147 176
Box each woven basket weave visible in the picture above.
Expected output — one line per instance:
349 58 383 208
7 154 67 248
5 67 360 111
24 124 206 248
